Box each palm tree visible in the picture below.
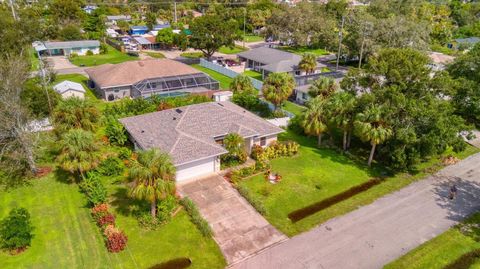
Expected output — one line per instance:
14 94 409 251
223 133 246 159
354 105 393 167
298 53 317 75
262 73 295 111
327 92 357 151
230 74 255 94
308 77 339 99
57 129 100 180
301 97 329 147
128 149 176 218
52 97 99 134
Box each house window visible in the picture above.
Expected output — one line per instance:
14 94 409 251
260 137 267 146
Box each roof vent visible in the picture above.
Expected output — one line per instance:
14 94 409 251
173 117 177 120
175 108 183 114
141 130 145 133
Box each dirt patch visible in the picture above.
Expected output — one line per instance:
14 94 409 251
148 258 191 269
288 178 384 223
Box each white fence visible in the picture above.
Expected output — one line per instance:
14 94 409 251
199 58 264 91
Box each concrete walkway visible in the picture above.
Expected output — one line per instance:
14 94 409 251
177 175 287 265
231 153 480 269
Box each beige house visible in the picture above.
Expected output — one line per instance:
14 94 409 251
53 81 86 99
120 101 284 182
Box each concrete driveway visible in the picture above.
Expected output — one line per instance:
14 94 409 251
232 153 480 269
177 175 287 265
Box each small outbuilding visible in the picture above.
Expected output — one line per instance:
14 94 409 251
53 80 86 99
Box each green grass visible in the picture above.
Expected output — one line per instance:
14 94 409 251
30 48 39 71
69 45 138 67
218 45 248 54
191 64 233 90
144 52 165 58
238 131 480 236
279 46 329 57
282 101 306 117
242 34 264 43
243 70 263 81
385 213 480 269
180 52 204 58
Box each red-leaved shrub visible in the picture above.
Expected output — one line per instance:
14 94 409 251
97 213 115 227
91 203 110 222
104 225 128 252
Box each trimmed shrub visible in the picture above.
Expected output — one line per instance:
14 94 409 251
236 185 266 215
104 225 128 253
96 157 123 176
0 208 34 252
80 172 108 205
97 213 116 227
91 203 109 222
180 198 212 237
86 50 94 56
100 43 108 54
251 145 264 160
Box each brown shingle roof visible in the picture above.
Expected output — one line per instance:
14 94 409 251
85 59 203 89
119 101 284 166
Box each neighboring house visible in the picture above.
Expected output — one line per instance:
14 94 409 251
450 37 480 50
152 23 171 31
129 26 149 35
106 15 132 26
119 101 284 181
85 59 220 101
53 80 86 99
294 84 311 105
83 5 97 14
106 28 119 38
132 36 159 50
33 40 100 56
237 47 326 79
428 52 455 71
213 91 233 102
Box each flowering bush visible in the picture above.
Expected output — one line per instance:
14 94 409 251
104 225 128 253
97 213 115 227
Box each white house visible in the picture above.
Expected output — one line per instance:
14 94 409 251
53 80 86 99
34 40 100 56
120 101 283 182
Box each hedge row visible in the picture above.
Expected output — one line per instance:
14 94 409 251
443 249 480 269
180 198 212 237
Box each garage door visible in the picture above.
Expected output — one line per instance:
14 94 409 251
176 157 215 182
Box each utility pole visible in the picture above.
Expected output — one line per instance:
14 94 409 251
335 16 345 72
174 1 177 25
243 8 246 48
37 52 53 113
9 0 18 21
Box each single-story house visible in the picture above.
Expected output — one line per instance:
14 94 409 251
237 47 325 79
106 15 132 26
132 35 159 50
153 23 171 31
294 84 311 104
33 40 100 56
106 28 119 38
85 59 220 101
449 37 480 50
53 80 86 99
119 101 284 181
129 26 149 35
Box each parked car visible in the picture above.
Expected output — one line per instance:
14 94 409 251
225 59 240 66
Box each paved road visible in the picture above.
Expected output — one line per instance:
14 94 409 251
177 175 287 265
231 153 480 269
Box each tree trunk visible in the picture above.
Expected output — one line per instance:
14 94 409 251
368 143 377 167
343 130 347 151
358 35 365 69
347 131 352 149
317 133 323 147
150 197 157 218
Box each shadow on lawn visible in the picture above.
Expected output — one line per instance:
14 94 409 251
110 185 148 217
432 176 480 222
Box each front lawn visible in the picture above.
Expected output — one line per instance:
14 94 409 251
279 46 329 57
69 45 138 67
385 213 480 269
243 70 263 81
144 51 165 58
282 101 306 117
191 64 233 90
238 131 480 236
180 52 204 58
218 45 248 54
243 34 264 43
